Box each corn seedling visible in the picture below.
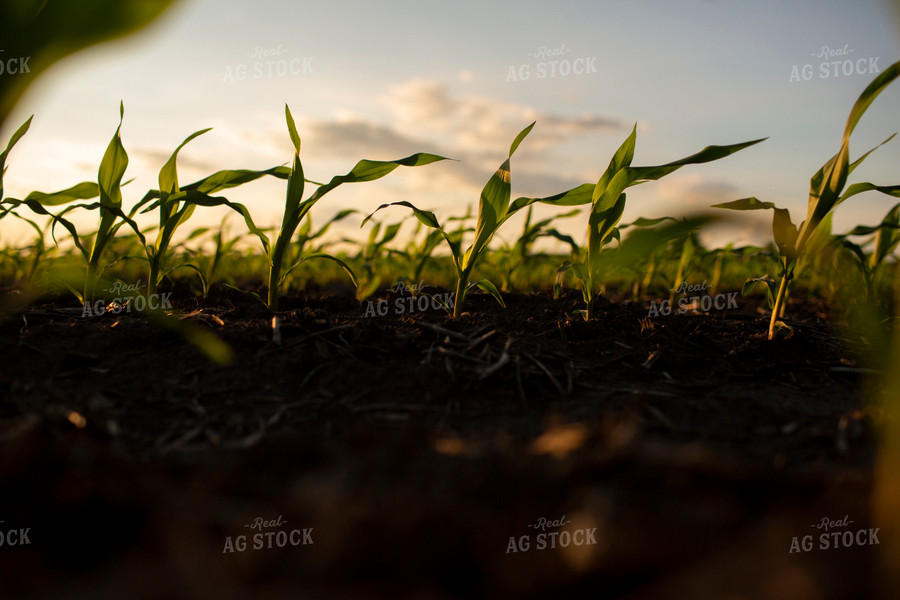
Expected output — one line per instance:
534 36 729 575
835 203 900 301
356 214 405 300
498 205 580 292
715 61 900 339
241 104 449 313
553 124 764 319
134 127 215 298
615 216 678 300
282 209 360 295
365 122 596 318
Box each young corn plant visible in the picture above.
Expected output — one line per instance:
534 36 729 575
498 205 580 292
356 214 405 300
83 102 139 303
281 209 360 295
553 124 764 319
12 104 151 304
1 105 146 304
138 127 213 298
835 203 900 301
245 104 448 313
364 122 596 318
190 218 249 297
397 208 474 290
616 216 678 300
715 60 900 339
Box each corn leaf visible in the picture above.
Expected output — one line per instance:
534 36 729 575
468 279 506 308
713 197 778 211
0 115 32 199
306 153 448 205
797 60 900 250
22 181 100 206
462 122 534 273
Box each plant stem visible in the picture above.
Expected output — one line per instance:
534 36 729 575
769 268 791 340
453 273 468 319
268 261 281 313
84 254 101 305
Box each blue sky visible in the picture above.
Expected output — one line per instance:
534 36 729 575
2 0 899 250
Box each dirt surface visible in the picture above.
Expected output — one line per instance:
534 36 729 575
0 283 891 599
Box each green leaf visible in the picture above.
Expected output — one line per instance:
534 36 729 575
160 128 211 196
175 190 271 256
463 123 534 274
620 216 678 228
509 121 535 156
840 239 869 269
594 124 637 201
85 101 129 301
870 203 900 270
0 115 32 199
507 183 595 216
847 133 896 178
182 165 291 195
281 252 358 289
22 181 99 206
285 104 302 154
284 153 305 226
712 197 778 211
630 137 768 182
772 207 799 260
363 200 461 271
796 60 900 250
97 101 128 211
306 152 449 204
467 279 506 308
837 182 900 206
357 276 383 302
1 196 88 257
742 275 777 308
540 228 579 253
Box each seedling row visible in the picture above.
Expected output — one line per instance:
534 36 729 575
1 63 898 361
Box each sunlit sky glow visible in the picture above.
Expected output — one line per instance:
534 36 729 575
2 0 899 251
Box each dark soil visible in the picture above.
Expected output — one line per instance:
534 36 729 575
0 283 891 599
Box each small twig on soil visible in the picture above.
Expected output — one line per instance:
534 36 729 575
522 351 566 396
435 346 490 364
416 321 473 343
478 337 512 380
466 329 497 351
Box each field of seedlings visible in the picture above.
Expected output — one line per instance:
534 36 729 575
1 9 900 596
